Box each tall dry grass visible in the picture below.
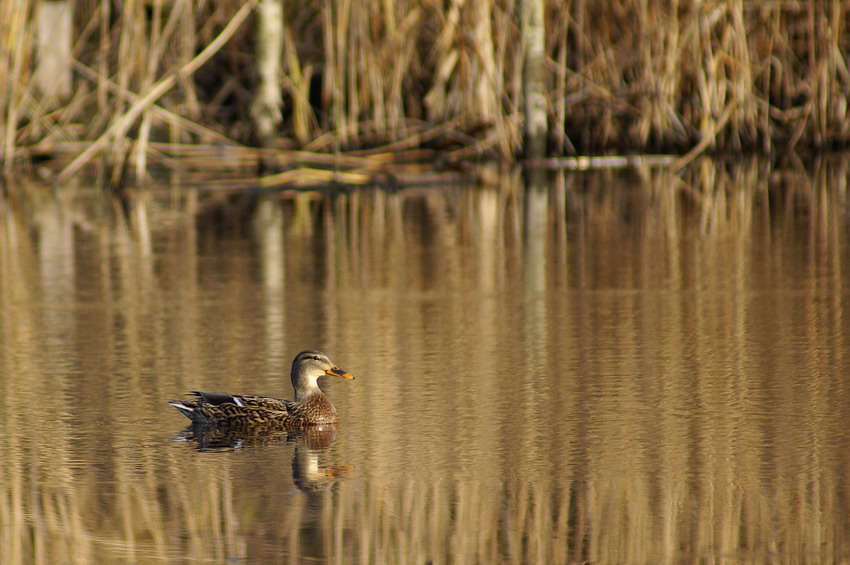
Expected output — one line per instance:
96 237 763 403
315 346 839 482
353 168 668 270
0 1 848 183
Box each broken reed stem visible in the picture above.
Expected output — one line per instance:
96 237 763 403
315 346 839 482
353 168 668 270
69 59 238 146
55 0 257 184
257 167 372 187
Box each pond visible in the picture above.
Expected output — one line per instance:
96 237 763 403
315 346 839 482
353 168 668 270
1 159 850 564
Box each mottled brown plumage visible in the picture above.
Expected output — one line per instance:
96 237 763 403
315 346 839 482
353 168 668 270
168 350 354 427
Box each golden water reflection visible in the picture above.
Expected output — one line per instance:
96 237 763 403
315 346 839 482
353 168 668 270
1 159 850 563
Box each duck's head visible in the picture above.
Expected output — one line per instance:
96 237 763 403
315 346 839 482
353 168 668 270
291 350 354 400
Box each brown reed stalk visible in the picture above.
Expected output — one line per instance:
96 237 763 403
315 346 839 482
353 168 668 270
1 0 32 176
282 17 313 145
322 0 344 145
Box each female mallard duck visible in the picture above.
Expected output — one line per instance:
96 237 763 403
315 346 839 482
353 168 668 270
169 350 354 427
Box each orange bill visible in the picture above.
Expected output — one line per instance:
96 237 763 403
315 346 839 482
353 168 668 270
325 366 355 379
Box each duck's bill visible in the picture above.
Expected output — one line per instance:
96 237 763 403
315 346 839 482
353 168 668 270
326 367 355 379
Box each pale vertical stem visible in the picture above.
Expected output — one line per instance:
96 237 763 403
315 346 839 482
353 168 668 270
171 0 188 145
472 0 498 122
762 13 773 153
805 0 820 145
177 0 200 123
283 23 310 144
322 0 334 132
135 112 152 183
33 0 72 103
108 0 144 171
728 0 754 148
829 0 847 140
322 0 346 148
134 0 164 183
554 6 568 155
336 0 351 146
116 0 140 112
252 0 284 149
2 0 31 176
346 0 358 142
97 0 110 112
520 0 547 159
383 0 398 135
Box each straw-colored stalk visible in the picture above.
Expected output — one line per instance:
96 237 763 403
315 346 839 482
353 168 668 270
1 0 33 176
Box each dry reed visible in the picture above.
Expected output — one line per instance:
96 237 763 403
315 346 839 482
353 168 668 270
0 1 848 185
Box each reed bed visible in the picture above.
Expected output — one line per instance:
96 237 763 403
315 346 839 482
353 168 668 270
0 1 848 185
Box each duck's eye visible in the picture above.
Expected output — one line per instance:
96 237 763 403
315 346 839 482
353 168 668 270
311 355 321 361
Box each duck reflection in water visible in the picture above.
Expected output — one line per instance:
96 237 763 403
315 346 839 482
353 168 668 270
173 423 352 492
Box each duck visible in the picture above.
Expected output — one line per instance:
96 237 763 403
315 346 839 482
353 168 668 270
168 350 354 427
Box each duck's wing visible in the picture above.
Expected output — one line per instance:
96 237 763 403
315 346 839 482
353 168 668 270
195 391 291 411
169 391 294 425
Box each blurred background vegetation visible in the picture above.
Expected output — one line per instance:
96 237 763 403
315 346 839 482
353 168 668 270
1 0 848 183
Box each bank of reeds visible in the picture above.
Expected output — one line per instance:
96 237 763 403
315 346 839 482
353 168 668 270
0 1 848 185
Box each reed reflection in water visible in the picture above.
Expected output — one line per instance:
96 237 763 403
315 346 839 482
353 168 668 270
1 159 850 563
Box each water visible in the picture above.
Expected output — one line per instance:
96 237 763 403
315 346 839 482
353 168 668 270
2 160 850 563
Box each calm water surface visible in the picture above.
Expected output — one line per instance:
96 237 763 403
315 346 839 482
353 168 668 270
2 160 850 564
